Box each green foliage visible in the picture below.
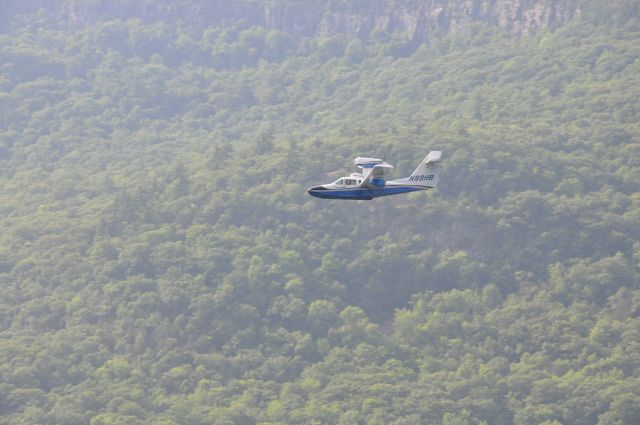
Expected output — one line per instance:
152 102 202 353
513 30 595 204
1 2 640 424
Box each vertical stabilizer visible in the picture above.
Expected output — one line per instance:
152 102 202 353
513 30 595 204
407 151 442 187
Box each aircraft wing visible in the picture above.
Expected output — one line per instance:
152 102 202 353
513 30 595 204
361 163 392 188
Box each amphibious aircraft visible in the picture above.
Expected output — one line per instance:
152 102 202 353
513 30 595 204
307 151 442 200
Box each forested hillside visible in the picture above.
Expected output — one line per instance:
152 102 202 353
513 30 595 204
1 1 640 424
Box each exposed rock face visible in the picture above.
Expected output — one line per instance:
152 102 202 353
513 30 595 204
2 0 583 39
296 0 582 42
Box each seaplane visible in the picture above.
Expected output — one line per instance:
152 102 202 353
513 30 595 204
307 151 442 200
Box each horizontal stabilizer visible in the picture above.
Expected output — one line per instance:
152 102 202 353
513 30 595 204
424 151 442 165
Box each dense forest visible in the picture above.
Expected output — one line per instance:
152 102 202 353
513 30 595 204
1 1 640 424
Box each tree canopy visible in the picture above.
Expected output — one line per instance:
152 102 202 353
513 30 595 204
1 2 639 424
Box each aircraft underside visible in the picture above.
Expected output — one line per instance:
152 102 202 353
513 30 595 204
307 185 425 200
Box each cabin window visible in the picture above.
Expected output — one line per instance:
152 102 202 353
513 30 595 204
334 179 344 186
345 179 356 186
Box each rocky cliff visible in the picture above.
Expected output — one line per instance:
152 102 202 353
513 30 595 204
3 0 584 40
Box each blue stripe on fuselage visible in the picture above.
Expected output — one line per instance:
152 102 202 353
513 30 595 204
308 186 423 200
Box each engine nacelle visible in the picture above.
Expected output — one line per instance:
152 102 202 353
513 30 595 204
353 157 383 168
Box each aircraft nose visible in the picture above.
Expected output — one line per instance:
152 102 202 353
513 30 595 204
307 186 327 197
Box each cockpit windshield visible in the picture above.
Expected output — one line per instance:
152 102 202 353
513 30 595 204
333 178 344 186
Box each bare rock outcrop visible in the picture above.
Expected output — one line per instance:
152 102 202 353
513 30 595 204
2 0 584 40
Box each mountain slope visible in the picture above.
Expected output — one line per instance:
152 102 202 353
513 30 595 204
1 3 639 425
2 0 587 39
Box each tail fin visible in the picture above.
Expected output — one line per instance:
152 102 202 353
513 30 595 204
407 151 442 187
